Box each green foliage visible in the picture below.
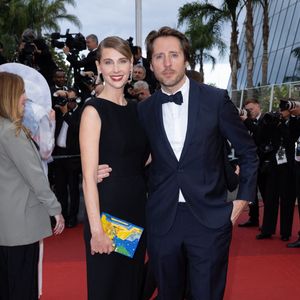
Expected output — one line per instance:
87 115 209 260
178 1 227 79
0 0 81 61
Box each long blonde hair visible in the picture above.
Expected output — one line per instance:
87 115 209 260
0 72 28 136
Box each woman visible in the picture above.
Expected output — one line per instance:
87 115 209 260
0 72 64 300
80 36 149 300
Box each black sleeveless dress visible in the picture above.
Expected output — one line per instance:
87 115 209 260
83 98 149 300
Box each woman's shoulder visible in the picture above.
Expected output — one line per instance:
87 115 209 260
0 118 15 135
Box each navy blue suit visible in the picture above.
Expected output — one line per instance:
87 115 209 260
138 79 258 300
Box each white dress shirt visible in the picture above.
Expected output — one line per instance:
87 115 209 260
162 76 190 202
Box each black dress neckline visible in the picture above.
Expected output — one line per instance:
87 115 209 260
96 97 129 108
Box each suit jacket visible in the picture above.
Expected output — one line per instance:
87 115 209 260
53 106 81 156
66 49 98 75
138 79 258 235
0 118 61 246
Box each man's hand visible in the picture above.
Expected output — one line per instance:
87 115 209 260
231 200 248 225
97 164 112 183
63 46 70 55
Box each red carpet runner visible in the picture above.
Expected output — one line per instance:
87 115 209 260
42 209 300 300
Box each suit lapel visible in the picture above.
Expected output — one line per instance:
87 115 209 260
179 80 200 161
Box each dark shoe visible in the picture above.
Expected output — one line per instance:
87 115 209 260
238 220 259 227
281 236 290 241
256 233 272 240
287 239 300 248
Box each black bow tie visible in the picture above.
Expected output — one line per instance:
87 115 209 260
161 91 183 105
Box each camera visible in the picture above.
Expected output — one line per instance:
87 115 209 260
50 29 86 53
52 94 68 106
261 111 281 127
279 98 300 111
79 71 96 86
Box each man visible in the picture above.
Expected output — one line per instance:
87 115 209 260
50 69 68 106
253 102 297 241
63 34 98 75
52 88 81 228
132 45 158 93
238 99 263 227
133 80 151 102
137 27 258 300
287 104 300 247
18 28 58 85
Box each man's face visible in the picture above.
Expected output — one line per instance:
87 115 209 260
245 102 261 119
133 67 146 81
53 71 66 87
86 38 97 51
150 36 186 93
134 48 142 63
135 88 150 101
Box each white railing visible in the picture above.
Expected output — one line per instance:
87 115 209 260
230 81 300 112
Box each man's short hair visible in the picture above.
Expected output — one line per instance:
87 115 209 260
145 26 190 63
86 34 98 44
244 98 260 106
133 80 149 90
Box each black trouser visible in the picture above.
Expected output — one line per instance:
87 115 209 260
54 156 81 222
294 161 300 236
261 163 296 237
0 242 39 300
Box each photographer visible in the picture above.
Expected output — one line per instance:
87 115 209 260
255 103 297 241
52 87 82 228
18 29 57 85
238 99 263 228
63 34 98 75
278 99 300 248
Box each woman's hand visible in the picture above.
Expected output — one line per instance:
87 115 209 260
90 232 115 255
53 214 65 235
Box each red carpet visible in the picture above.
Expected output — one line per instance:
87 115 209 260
42 208 300 300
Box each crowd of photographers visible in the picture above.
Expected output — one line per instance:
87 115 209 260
237 98 300 248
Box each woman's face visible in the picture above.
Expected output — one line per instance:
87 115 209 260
18 91 27 114
98 48 132 90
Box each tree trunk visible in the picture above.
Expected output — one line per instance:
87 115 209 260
230 16 240 103
261 0 269 86
199 50 205 83
245 0 254 98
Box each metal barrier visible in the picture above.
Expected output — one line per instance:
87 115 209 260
230 81 300 112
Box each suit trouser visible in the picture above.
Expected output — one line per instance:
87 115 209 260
147 203 233 300
54 157 81 221
0 242 39 300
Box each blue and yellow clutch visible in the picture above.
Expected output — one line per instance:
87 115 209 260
100 212 144 258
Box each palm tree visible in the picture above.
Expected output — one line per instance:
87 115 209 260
25 0 81 37
244 0 254 98
177 0 245 101
259 0 269 86
0 0 81 59
178 8 227 83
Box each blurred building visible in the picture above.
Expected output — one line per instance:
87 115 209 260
231 0 300 108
